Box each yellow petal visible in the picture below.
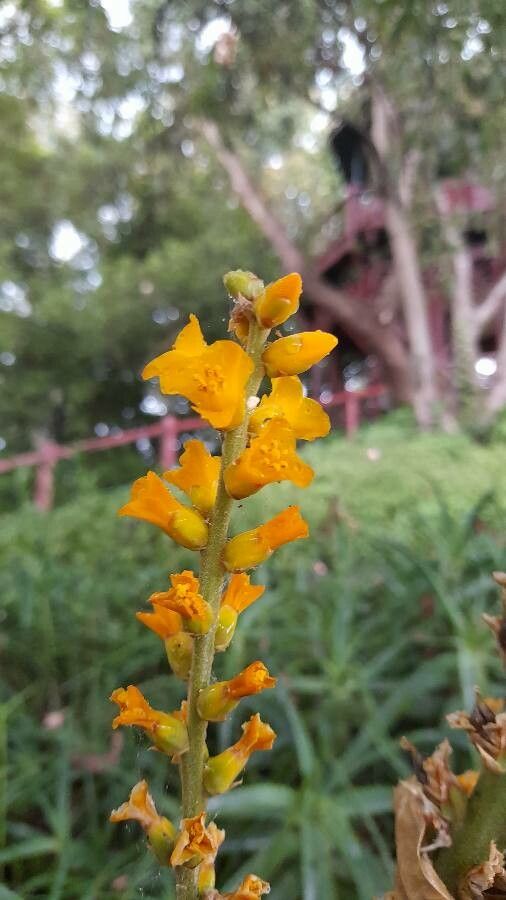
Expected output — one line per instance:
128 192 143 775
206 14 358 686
250 376 330 441
262 331 337 377
254 272 302 328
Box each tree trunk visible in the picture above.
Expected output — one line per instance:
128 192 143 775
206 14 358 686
371 84 440 427
197 118 413 405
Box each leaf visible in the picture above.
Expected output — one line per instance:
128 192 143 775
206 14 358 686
0 836 59 865
208 784 294 819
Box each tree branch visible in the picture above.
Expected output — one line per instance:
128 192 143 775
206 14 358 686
475 269 506 332
196 117 412 403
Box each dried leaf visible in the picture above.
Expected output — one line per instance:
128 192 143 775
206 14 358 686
393 778 454 899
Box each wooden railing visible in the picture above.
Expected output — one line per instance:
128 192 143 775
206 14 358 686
0 384 388 511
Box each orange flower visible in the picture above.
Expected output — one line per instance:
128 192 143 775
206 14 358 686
163 440 220 517
149 571 213 635
253 272 302 328
224 418 314 499
110 685 189 756
223 874 271 898
262 330 337 377
110 780 176 864
204 714 276 795
170 812 225 870
136 605 182 639
198 661 276 721
223 506 309 572
215 575 266 651
250 376 330 441
118 471 208 550
142 314 254 430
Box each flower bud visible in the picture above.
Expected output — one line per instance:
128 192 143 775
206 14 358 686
254 272 302 328
223 270 264 301
223 506 308 572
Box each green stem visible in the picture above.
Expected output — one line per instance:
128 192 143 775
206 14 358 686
435 767 506 893
175 322 268 900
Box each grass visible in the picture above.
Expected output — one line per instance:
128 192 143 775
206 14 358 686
1 417 505 898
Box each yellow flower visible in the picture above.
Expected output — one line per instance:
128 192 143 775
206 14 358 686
118 471 208 550
204 714 276 795
198 661 276 721
170 812 225 870
262 330 337 377
110 685 189 756
223 506 309 572
136 605 182 639
215 575 265 651
250 376 330 441
224 417 313 500
223 874 271 898
163 440 220 518
149 571 213 635
142 314 254 430
110 780 176 865
254 272 302 328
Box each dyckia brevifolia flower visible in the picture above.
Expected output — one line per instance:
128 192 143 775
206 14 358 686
118 471 208 549
136 604 193 680
110 685 189 756
110 780 176 864
142 314 254 430
170 813 225 870
197 661 276 721
262 330 337 377
224 417 314 499
253 272 302 328
204 714 277 795
223 506 308 571
215 574 265 652
249 375 330 440
149 571 213 635
163 439 220 518
217 874 271 899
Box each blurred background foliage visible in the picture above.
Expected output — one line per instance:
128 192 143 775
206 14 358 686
0 1 505 898
2 420 506 898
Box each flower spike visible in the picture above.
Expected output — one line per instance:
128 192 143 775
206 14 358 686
142 314 254 430
112 268 335 895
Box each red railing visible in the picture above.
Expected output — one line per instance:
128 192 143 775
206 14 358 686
0 385 388 511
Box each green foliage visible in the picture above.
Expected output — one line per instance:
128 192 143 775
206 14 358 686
1 425 504 898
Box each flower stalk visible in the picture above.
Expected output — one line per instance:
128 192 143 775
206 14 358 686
109 269 337 899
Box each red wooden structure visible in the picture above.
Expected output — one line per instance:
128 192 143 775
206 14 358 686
0 385 387 512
